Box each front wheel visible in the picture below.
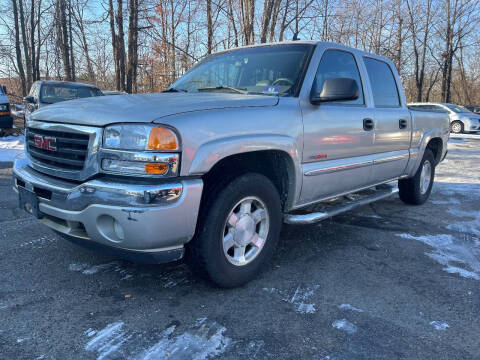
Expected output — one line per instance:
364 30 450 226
398 149 435 205
186 173 282 288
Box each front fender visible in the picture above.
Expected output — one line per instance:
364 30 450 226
188 134 303 208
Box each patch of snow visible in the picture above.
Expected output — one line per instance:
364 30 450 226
0 135 24 162
242 340 265 358
445 208 480 238
84 318 234 360
84 328 97 337
69 262 119 275
397 233 480 280
136 319 231 360
69 263 89 272
332 319 357 334
16 338 26 343
19 235 56 248
430 321 449 331
263 285 320 314
449 133 480 140
338 304 363 312
85 321 131 360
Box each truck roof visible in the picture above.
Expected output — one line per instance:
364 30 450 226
36 80 99 89
212 40 383 60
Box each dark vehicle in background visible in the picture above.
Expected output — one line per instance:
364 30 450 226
465 105 480 115
0 85 13 134
23 81 103 119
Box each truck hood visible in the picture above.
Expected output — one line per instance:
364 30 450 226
30 92 279 126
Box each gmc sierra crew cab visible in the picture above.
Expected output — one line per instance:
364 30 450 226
13 41 449 287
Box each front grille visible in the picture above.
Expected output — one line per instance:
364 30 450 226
26 127 89 171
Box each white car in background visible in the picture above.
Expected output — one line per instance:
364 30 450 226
409 102 480 134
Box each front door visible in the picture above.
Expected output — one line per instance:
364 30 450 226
300 49 375 205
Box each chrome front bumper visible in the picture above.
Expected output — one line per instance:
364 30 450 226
13 155 203 263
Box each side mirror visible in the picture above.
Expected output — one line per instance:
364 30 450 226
24 96 35 104
310 77 359 105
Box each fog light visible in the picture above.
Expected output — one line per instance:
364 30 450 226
113 220 125 240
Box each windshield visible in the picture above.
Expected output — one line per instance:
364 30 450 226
445 104 471 113
169 44 313 96
40 84 103 104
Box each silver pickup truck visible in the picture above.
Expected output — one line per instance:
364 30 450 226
13 41 449 287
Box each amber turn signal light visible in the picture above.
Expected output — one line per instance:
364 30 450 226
148 127 178 150
145 163 168 174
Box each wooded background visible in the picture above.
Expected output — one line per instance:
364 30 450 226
1 0 480 105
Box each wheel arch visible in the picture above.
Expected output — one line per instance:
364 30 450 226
194 137 302 211
405 129 445 177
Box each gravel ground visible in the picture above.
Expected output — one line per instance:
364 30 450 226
0 136 479 360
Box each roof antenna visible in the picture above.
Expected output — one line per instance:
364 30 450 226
292 32 300 41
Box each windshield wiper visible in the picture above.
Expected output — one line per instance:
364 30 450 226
163 87 188 93
197 85 248 94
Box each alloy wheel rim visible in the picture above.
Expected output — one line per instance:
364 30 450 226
222 196 270 266
452 123 461 133
420 160 432 195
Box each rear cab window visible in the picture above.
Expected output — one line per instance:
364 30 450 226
363 57 400 107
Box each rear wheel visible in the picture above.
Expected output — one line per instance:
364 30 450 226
450 121 464 134
398 149 435 205
186 173 282 288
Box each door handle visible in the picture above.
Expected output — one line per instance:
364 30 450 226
363 118 374 131
399 119 408 129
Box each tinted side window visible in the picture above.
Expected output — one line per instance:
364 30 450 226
314 50 364 105
364 58 400 107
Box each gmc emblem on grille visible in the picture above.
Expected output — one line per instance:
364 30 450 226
33 135 57 151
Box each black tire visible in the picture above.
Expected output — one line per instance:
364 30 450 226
186 173 282 288
398 149 435 205
450 121 464 134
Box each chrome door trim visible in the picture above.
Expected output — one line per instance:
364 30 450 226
372 151 409 165
304 160 372 176
303 150 410 177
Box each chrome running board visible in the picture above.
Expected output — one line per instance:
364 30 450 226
284 184 399 225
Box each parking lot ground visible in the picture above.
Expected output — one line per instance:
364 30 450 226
0 136 479 360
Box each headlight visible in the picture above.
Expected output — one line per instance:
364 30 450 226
103 124 179 151
101 124 180 177
0 104 9 112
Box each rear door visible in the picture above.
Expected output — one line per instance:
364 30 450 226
299 48 376 204
363 57 411 183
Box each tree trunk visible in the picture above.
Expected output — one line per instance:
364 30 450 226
18 0 32 89
35 0 42 80
126 0 138 93
260 0 274 43
57 0 72 80
30 0 36 82
206 0 213 53
68 0 76 81
108 0 120 90
11 0 27 96
116 0 126 91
